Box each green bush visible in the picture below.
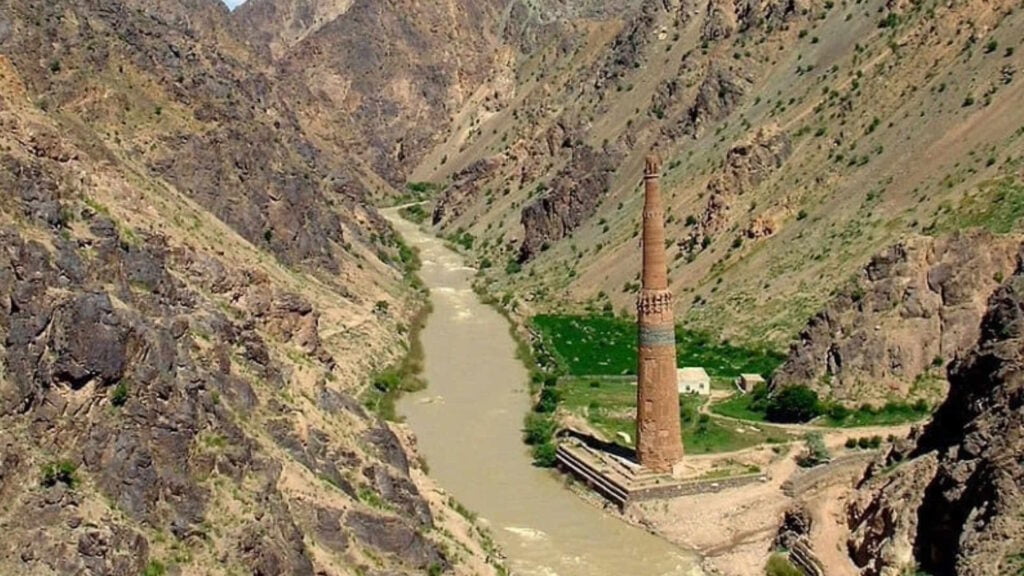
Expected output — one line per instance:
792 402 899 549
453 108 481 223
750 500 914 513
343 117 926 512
110 381 129 407
531 442 558 467
765 553 803 576
766 386 822 423
845 437 858 449
143 560 167 576
535 387 561 413
827 402 851 420
41 460 79 488
523 413 556 445
797 432 831 468
749 382 770 412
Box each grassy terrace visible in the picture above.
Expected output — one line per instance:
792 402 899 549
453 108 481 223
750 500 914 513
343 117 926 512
560 377 794 454
531 314 785 377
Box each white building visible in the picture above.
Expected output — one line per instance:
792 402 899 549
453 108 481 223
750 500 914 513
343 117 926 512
677 367 710 396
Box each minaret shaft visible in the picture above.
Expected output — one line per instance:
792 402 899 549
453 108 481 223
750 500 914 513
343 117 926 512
635 155 684 473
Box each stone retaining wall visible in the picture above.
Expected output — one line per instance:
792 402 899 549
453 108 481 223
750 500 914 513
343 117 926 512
627 472 766 504
782 452 877 497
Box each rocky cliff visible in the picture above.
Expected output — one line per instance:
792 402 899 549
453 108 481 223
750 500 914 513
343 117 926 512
845 253 1024 575
773 231 1023 404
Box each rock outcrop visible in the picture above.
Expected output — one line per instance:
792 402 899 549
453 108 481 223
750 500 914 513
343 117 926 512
774 232 1022 403
845 258 1024 575
684 126 790 252
432 157 504 226
518 145 619 262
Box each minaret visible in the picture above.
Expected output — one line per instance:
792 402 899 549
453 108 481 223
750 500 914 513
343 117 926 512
635 154 684 473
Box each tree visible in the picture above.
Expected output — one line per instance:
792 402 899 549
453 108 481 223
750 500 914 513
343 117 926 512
797 432 831 468
766 385 822 423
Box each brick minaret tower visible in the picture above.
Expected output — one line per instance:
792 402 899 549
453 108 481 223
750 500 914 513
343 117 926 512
635 154 683 473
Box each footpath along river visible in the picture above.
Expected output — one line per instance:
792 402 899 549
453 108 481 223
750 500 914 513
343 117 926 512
385 209 702 576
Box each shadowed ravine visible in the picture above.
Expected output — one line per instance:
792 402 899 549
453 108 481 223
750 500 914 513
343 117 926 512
385 209 702 576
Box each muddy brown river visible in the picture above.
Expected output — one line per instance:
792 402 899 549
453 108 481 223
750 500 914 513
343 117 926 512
386 210 702 576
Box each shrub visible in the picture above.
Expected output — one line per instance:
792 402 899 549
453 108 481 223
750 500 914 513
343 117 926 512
749 382 771 412
110 381 129 407
535 387 560 413
143 561 167 576
41 460 79 488
857 436 871 449
765 553 804 576
532 442 558 467
523 413 556 445
878 13 899 28
797 432 831 467
827 402 851 421
766 386 823 423
845 437 858 449
869 435 883 448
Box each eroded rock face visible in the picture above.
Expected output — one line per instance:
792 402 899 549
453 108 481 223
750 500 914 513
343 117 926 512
701 0 806 41
518 145 619 262
683 126 790 252
774 232 1022 403
845 266 1024 575
432 157 504 226
1 0 375 274
265 0 507 184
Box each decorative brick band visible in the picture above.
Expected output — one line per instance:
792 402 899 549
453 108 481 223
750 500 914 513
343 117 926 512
639 325 676 347
637 290 673 315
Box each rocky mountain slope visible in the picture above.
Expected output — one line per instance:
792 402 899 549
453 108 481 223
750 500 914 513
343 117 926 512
773 231 1023 404
843 253 1024 575
0 1 499 574
410 0 1024 355
235 0 509 187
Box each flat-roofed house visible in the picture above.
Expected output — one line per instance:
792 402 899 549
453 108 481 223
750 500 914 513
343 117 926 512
677 367 710 395
736 373 766 393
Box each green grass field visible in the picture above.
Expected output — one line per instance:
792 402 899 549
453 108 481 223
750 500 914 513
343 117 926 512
559 378 793 454
531 314 785 378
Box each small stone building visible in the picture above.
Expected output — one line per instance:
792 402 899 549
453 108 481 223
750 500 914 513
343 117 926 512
736 373 766 393
677 367 710 396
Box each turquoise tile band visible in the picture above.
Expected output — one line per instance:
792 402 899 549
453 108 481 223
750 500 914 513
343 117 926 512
639 325 675 347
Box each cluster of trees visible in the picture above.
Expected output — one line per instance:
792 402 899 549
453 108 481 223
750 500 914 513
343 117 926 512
748 383 824 423
749 382 931 425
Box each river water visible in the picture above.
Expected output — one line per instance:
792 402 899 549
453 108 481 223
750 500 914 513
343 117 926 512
386 210 702 576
